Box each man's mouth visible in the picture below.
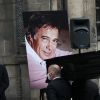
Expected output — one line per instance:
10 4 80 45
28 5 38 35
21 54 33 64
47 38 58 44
43 51 51 56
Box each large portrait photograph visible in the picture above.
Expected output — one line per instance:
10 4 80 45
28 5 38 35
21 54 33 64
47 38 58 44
23 11 72 89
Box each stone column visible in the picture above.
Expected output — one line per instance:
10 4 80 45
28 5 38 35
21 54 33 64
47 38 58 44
50 0 58 10
67 0 84 18
50 0 63 10
83 0 97 50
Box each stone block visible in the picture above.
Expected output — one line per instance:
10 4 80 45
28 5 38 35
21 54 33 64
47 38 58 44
6 65 18 78
6 78 19 100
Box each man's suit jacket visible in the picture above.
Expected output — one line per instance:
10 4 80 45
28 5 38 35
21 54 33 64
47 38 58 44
0 65 9 100
46 78 71 100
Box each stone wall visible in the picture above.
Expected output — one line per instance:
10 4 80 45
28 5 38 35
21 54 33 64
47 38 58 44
0 0 51 100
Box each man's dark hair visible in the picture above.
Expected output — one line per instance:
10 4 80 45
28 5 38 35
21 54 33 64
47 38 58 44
28 13 61 37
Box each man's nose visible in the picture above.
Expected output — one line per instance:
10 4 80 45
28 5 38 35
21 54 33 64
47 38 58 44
46 41 53 50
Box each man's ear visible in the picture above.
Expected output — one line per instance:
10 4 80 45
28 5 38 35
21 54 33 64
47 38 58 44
27 34 34 46
33 34 37 40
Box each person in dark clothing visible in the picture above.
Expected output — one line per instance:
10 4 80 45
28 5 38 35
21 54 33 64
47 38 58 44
46 64 100 100
0 65 9 100
46 64 72 100
72 79 100 100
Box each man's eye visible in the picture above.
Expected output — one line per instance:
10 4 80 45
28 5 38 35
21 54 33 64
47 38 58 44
53 39 59 44
41 37 49 42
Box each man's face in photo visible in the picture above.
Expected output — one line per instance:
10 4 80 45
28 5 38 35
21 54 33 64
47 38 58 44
32 26 59 60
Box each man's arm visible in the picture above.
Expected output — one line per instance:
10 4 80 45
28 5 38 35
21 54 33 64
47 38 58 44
0 65 9 95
